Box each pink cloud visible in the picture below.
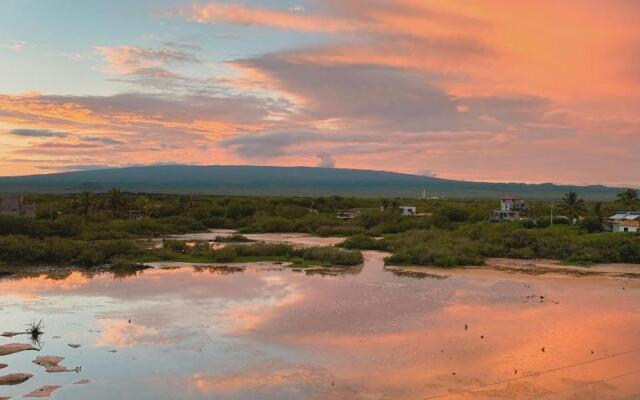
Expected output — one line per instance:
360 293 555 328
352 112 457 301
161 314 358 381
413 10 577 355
95 45 200 74
186 3 364 33
2 1 640 185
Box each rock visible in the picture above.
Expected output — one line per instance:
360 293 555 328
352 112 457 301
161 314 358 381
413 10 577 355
68 344 81 349
23 385 61 398
73 379 90 385
0 373 33 385
33 356 80 373
0 344 36 356
0 332 25 338
0 364 7 369
33 356 64 366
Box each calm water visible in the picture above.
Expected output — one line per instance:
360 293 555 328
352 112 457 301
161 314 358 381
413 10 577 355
1 247 639 399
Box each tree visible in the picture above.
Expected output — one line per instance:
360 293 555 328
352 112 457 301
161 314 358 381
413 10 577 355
589 201 607 227
616 188 639 210
381 199 390 210
134 196 154 217
178 195 192 211
557 191 586 224
79 191 93 222
107 188 123 217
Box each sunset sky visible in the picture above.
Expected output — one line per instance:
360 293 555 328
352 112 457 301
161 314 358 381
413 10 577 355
1 0 639 186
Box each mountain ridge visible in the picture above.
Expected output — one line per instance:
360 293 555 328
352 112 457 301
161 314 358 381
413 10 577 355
0 165 626 199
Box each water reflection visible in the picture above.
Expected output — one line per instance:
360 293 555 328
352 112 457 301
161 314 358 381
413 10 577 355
0 252 639 399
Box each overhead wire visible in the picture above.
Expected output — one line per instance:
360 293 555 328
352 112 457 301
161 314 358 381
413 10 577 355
422 347 640 399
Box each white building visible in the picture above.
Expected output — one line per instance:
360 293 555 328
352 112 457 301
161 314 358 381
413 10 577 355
0 195 36 218
609 212 640 233
337 211 359 220
399 206 417 216
491 197 526 221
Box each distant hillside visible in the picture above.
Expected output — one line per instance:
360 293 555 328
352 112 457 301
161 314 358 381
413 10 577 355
0 165 627 200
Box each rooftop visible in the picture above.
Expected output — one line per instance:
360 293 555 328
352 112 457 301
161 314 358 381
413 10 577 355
610 211 640 220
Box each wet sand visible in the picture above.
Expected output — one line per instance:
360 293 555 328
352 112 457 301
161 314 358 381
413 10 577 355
386 257 640 280
170 229 346 247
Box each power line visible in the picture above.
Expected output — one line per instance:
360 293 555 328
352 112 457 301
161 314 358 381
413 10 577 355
526 368 640 399
423 347 640 399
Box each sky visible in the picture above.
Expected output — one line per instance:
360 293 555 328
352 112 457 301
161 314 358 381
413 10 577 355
1 0 639 186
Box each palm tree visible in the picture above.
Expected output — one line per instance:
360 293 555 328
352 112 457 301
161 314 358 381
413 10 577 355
616 188 639 210
79 191 93 222
107 188 123 217
557 191 587 224
591 202 605 221
588 201 607 230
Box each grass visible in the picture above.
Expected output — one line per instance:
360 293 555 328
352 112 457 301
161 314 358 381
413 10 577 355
559 259 594 267
137 253 294 264
138 253 336 268
137 248 358 269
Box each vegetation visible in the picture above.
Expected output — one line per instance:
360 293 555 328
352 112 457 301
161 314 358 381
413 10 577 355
0 235 140 267
0 188 638 269
557 191 587 224
340 233 384 250
616 188 639 210
148 241 363 268
367 224 640 267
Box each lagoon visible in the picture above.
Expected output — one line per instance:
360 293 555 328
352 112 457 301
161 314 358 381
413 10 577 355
1 235 639 399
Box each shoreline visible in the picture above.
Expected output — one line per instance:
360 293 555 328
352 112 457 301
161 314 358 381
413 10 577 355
385 257 640 279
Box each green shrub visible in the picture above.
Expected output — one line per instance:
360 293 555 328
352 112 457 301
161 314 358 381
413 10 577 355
340 234 382 250
163 239 189 253
301 246 364 266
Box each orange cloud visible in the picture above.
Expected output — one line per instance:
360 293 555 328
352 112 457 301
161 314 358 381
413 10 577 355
187 3 364 33
0 94 107 125
3 1 640 184
195 0 640 104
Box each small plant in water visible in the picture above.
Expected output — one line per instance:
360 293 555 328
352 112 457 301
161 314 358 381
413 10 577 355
27 320 44 343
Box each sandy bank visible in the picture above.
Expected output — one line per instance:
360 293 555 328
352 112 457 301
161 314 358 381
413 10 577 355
23 385 60 398
385 258 640 279
33 356 80 373
168 230 345 247
0 373 33 385
0 344 35 356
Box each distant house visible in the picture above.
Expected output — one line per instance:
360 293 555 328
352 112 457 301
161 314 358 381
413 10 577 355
491 197 526 222
609 211 640 233
337 210 359 220
399 206 417 216
126 210 145 221
0 195 36 218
